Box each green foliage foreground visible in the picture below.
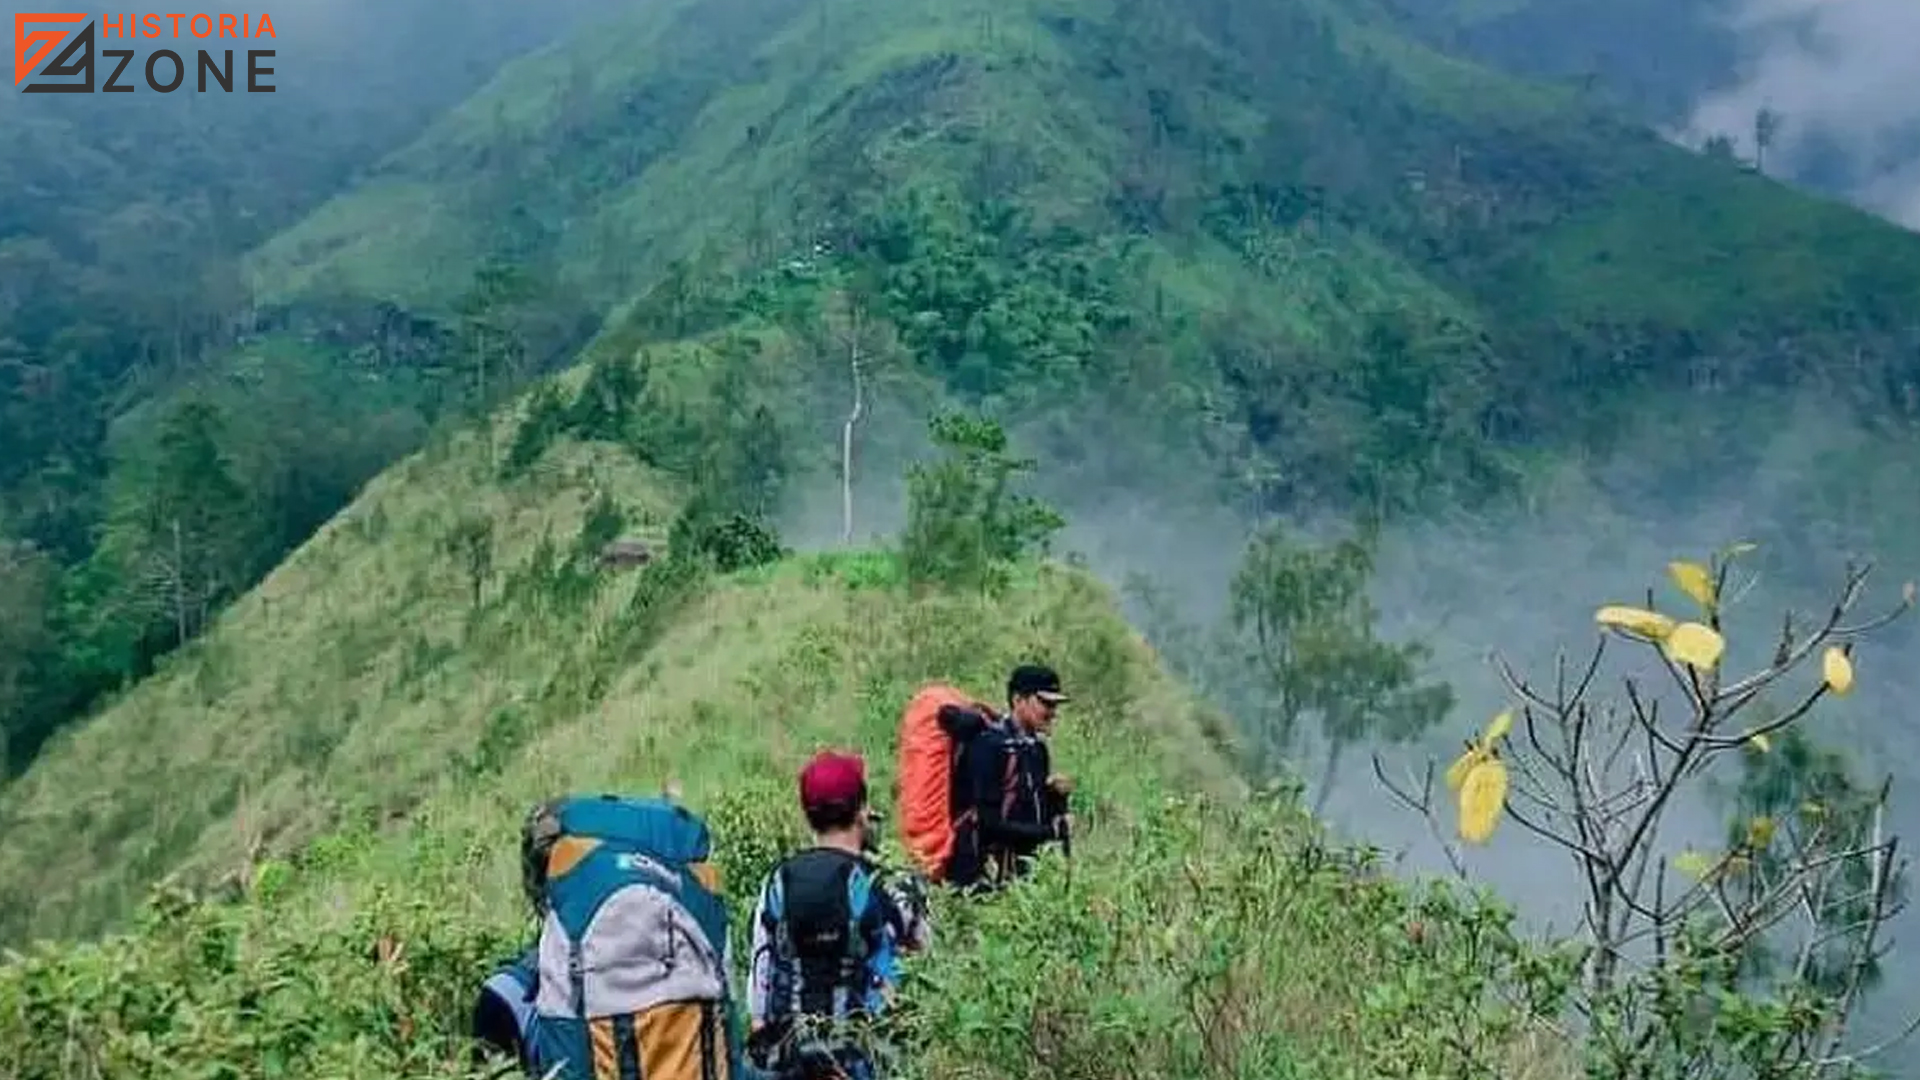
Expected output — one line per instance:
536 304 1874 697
0 779 1576 1080
0 410 1578 1080
6 406 1916 1080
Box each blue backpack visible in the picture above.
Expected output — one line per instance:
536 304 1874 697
519 794 743 1080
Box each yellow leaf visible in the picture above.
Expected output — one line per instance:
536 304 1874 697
1673 850 1716 880
1802 801 1825 818
1458 757 1508 844
1663 622 1726 670
1484 708 1514 743
1823 646 1854 696
1746 816 1776 849
1669 560 1717 609
1746 733 1772 754
1445 745 1484 793
1595 605 1677 640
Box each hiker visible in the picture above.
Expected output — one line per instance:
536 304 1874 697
470 947 540 1075
518 793 744 1080
746 750 930 1080
950 663 1073 890
896 664 1074 893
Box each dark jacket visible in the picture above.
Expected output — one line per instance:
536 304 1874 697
472 948 540 1075
942 708 1067 889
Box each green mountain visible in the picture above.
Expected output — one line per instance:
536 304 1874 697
0 0 629 775
5 0 1920 1072
12 0 1920 788
13 0 1920 952
241 0 1920 512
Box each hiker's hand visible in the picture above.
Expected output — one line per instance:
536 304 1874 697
1048 773 1073 796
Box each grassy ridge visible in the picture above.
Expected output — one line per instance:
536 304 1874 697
0 476 1571 1078
0 327 1573 1077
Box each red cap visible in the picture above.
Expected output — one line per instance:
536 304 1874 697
798 750 867 809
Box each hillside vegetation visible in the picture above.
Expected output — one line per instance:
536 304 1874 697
249 0 1920 509
14 0 1920 788
7 0 1920 1074
0 366 1572 1078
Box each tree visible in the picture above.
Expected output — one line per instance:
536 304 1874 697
901 411 1064 594
1376 545 1915 1077
443 513 494 611
690 340 789 524
818 279 898 546
0 539 59 770
95 399 259 650
439 259 533 436
566 348 647 446
1754 107 1784 174
1229 522 1452 813
1721 726 1909 999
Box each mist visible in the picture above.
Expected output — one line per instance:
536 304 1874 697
779 376 1920 1074
0 0 631 253
1681 0 1920 230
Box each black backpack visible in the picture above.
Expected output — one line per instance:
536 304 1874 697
752 848 891 1073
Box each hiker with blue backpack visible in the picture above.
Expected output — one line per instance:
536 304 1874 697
472 792 747 1080
745 751 930 1080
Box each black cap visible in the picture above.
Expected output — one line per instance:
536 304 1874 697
1008 663 1069 703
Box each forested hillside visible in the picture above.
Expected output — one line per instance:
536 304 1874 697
11 0 1920 791
1377 0 1920 230
246 0 1920 492
5 0 1920 1074
4 0 1920 920
0 0 628 770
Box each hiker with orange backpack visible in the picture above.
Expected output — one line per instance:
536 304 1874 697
898 664 1073 893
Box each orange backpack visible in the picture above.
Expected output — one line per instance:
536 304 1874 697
896 682 998 882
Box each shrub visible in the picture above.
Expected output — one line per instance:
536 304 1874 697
893 789 1571 1080
900 411 1064 596
1378 545 1917 1078
0 879 522 1079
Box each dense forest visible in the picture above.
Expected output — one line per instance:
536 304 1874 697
0 1 632 768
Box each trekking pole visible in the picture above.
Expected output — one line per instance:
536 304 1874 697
1058 791 1073 890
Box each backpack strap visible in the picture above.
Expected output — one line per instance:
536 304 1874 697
762 863 799 1024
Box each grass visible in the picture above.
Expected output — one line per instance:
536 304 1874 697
0 543 1576 1078
0 355 1583 1077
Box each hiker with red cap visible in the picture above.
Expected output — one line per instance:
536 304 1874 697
746 750 929 1080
